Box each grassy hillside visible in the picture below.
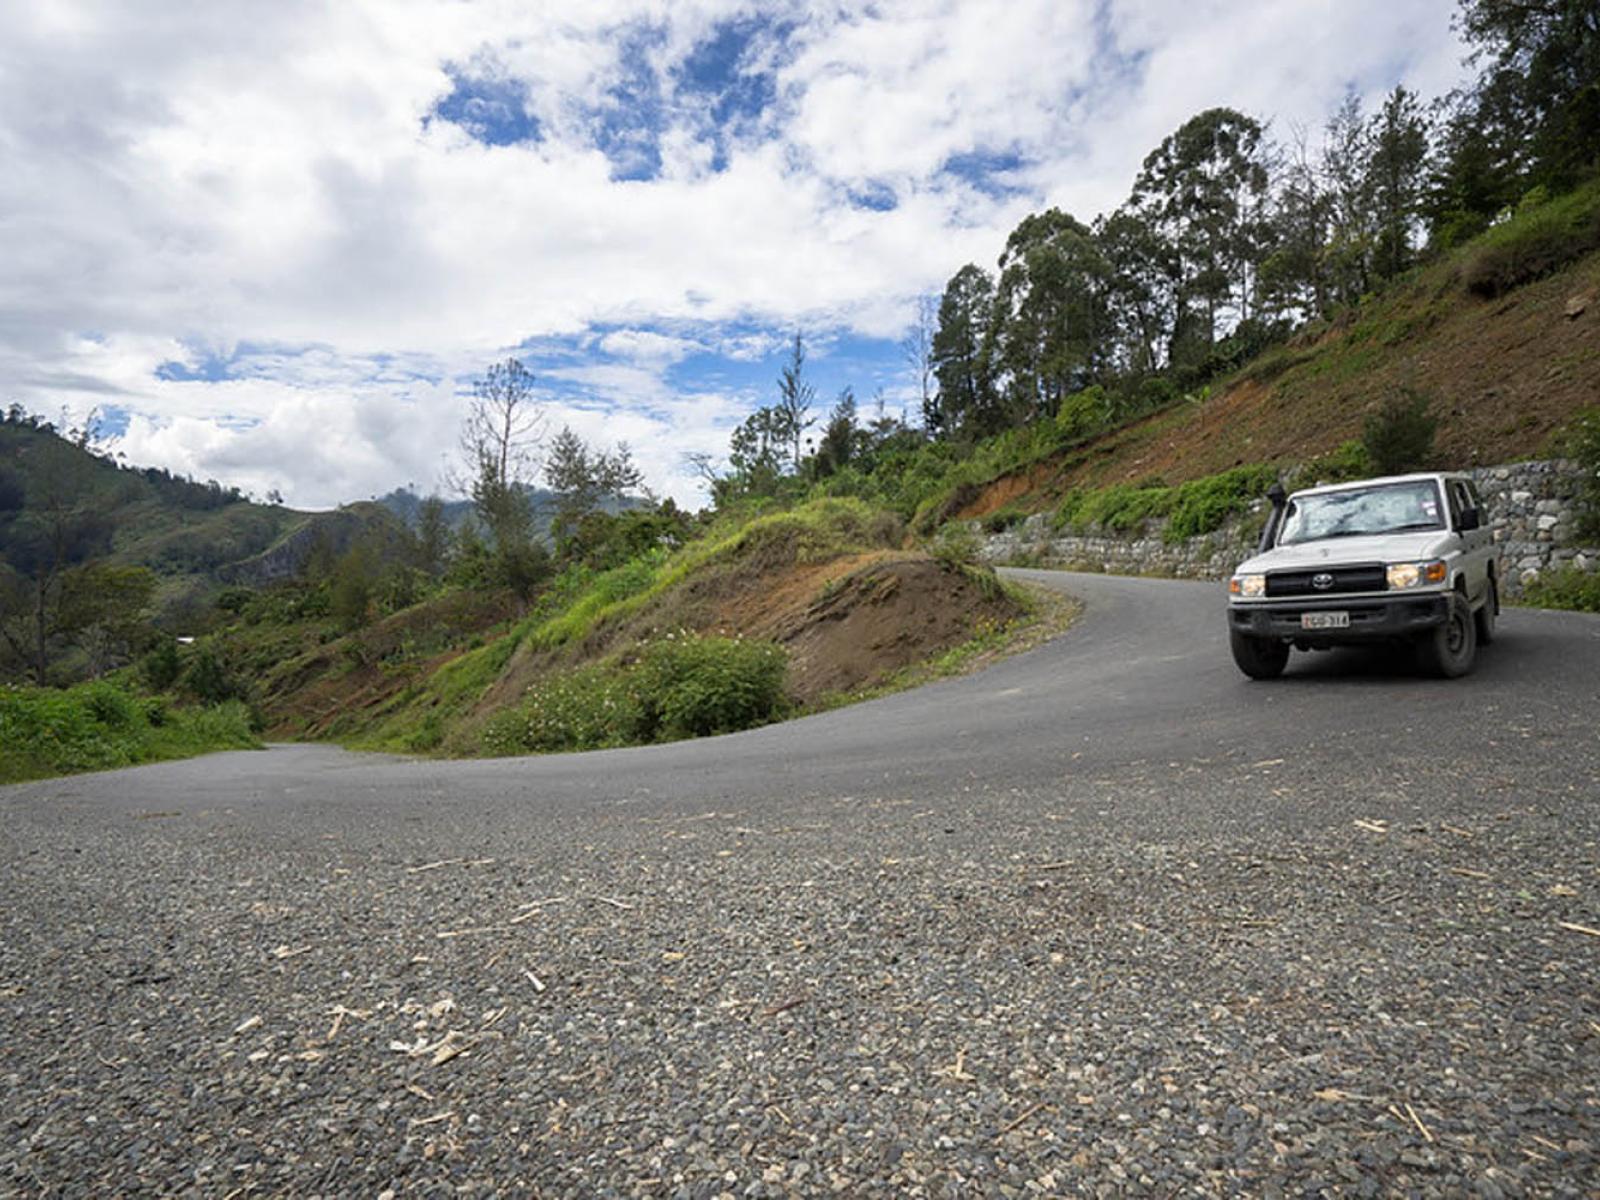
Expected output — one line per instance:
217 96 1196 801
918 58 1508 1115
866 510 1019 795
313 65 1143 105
935 181 1600 520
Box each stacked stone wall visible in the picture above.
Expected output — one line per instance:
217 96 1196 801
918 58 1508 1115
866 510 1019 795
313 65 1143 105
975 460 1596 599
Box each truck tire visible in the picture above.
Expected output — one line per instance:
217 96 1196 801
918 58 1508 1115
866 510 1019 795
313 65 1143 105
1419 593 1477 678
1230 629 1290 680
1474 577 1498 645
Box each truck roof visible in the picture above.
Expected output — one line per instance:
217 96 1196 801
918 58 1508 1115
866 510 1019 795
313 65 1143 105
1288 471 1465 500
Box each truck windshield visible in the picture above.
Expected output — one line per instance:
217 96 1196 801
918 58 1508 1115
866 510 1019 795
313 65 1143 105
1277 480 1445 545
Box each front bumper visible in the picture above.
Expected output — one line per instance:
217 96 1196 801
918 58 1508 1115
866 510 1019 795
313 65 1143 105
1228 593 1450 644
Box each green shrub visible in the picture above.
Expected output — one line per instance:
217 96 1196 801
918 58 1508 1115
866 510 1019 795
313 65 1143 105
930 522 981 568
982 506 1026 534
1165 465 1278 542
1522 566 1600 613
1291 440 1373 489
0 682 259 784
139 639 183 691
480 632 788 755
636 634 788 740
1073 483 1172 532
1362 390 1437 474
182 645 241 704
1055 386 1108 440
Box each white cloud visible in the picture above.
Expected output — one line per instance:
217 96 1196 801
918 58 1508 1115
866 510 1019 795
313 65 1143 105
1 0 1470 511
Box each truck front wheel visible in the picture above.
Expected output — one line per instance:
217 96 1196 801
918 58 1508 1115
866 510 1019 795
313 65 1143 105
1418 593 1478 678
1230 629 1290 680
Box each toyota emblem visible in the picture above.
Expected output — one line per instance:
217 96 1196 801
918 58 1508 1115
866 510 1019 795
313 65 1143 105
1311 572 1335 590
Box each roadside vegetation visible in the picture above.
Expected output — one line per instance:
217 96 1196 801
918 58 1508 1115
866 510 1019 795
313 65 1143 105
0 680 258 784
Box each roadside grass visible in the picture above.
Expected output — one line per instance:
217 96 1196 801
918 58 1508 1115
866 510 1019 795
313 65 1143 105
1520 565 1600 614
0 681 260 785
479 632 790 756
1048 464 1279 542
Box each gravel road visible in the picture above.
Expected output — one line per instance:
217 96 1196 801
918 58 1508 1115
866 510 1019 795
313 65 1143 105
2 571 1597 1197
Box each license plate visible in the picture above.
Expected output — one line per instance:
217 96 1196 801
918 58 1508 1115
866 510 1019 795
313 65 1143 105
1301 611 1350 630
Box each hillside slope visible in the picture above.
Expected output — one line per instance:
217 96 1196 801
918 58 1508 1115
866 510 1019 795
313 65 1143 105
956 239 1599 519
246 501 1031 755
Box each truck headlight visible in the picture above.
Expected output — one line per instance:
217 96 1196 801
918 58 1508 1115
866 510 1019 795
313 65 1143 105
1386 560 1447 589
1230 573 1266 598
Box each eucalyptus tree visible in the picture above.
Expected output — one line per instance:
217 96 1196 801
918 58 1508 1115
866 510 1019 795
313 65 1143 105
1130 107 1274 365
992 208 1112 422
929 263 1001 438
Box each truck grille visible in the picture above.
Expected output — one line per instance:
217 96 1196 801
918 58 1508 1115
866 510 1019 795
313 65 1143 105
1265 563 1386 597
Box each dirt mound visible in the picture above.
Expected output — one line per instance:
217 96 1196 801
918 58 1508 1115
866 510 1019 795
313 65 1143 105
715 551 1022 701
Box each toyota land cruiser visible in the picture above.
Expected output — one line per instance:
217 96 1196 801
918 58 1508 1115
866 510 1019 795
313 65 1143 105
1226 472 1499 679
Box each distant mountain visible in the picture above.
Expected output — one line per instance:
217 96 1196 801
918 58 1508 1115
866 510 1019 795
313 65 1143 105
0 415 405 615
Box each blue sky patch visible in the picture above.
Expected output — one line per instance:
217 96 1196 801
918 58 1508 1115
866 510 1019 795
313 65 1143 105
594 25 666 181
429 65 540 146
677 17 784 170
155 348 234 383
940 147 1032 198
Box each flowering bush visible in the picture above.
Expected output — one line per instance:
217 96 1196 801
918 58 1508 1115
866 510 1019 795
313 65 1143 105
637 633 788 740
480 632 789 755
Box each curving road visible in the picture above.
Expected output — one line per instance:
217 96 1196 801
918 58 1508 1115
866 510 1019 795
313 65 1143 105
3 572 1598 1196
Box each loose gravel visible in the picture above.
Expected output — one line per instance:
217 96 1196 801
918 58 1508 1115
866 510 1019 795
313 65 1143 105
3 756 1597 1197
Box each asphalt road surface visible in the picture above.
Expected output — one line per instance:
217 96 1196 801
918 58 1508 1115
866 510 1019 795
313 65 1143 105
3 571 1597 1197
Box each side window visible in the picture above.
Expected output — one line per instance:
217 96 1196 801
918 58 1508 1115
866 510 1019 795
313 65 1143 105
1443 481 1463 527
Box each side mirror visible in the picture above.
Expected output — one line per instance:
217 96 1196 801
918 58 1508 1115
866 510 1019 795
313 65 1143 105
1458 506 1481 532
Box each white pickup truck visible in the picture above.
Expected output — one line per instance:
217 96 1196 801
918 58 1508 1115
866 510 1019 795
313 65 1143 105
1226 472 1499 679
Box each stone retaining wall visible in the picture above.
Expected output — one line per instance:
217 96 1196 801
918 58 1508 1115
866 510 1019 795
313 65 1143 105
975 459 1597 599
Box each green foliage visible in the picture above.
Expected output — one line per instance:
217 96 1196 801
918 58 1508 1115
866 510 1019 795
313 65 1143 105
1362 390 1438 474
1559 406 1600 541
0 680 259 784
1055 386 1109 440
481 664 645 754
1067 483 1172 533
636 635 788 740
982 506 1026 534
182 644 247 705
1165 466 1279 541
481 633 787 755
929 522 981 569
1047 464 1279 543
1288 440 1374 489
1462 180 1600 298
1521 566 1600 613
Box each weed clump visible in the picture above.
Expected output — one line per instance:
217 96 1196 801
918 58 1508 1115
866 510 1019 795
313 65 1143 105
1463 181 1600 298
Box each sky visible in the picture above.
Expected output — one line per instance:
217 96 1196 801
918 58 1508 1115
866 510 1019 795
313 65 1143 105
1 0 1471 510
